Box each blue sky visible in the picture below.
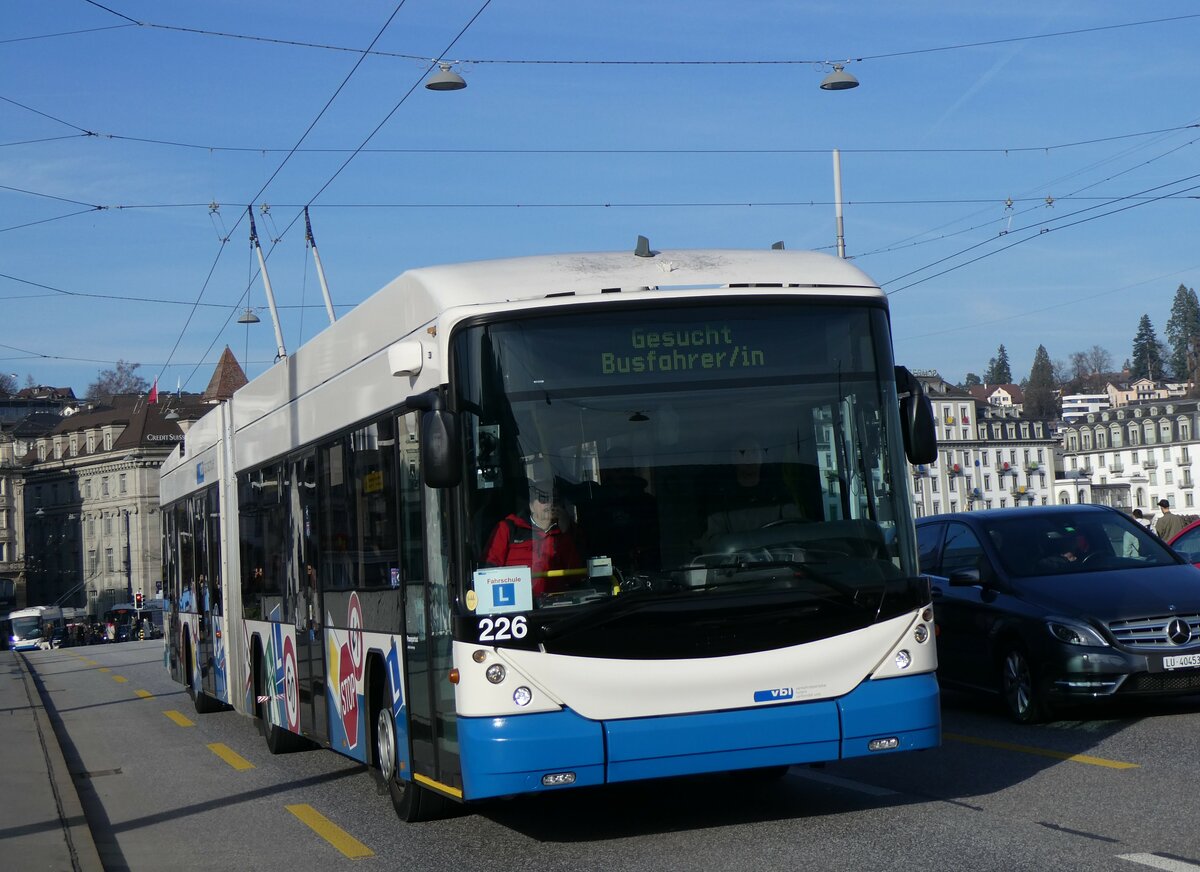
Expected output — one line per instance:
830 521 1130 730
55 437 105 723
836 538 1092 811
5 1 1200 395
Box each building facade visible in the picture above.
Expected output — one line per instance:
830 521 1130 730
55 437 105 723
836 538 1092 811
1059 398 1200 519
911 373 1058 517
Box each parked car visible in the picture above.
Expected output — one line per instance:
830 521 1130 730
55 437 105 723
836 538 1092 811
917 504 1200 723
1168 518 1200 568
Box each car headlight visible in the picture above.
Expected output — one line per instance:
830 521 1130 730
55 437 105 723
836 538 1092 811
1046 618 1109 648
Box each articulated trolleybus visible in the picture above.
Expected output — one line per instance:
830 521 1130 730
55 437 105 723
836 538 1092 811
160 245 938 821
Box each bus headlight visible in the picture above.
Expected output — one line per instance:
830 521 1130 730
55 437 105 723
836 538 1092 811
894 649 912 670
513 686 533 707
485 663 506 684
913 624 929 644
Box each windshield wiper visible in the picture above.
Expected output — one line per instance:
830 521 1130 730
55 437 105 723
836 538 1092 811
539 589 668 641
693 560 863 600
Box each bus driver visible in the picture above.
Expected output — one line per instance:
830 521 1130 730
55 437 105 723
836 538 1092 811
484 474 584 598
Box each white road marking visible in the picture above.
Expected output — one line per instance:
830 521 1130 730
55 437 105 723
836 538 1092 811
1119 853 1200 871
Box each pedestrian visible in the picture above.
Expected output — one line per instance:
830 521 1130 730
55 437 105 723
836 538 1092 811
1155 499 1187 540
1132 508 1151 528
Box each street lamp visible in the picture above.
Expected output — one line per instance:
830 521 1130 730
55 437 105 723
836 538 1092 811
123 509 133 604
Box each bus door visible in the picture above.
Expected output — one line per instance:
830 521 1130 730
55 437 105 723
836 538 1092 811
398 411 462 796
291 451 327 739
192 492 219 698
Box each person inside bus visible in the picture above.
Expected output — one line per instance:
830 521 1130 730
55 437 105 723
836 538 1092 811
483 473 585 598
701 436 803 547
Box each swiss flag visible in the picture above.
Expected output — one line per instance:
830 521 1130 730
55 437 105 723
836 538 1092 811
148 379 158 404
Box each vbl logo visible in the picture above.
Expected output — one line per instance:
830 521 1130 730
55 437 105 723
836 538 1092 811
753 687 794 703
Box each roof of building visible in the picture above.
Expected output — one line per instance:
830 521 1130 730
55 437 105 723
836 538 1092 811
203 346 248 403
968 383 1025 404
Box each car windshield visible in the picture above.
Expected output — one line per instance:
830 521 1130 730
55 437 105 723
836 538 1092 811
982 512 1179 578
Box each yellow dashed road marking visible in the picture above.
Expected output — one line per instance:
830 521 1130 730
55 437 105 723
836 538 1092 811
286 804 374 859
944 732 1138 769
98 667 111 673
135 689 152 699
112 675 127 683
163 710 195 727
208 743 254 771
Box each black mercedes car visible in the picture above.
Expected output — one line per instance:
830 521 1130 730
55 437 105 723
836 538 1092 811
916 504 1200 723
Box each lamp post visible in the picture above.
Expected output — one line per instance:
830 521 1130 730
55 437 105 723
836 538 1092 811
123 509 133 604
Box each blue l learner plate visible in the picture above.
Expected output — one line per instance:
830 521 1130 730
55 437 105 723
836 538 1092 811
1163 653 1200 670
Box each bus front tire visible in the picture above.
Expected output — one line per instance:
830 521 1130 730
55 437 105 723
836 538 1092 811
374 705 444 822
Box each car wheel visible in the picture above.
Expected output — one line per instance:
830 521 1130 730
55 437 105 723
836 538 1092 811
1000 644 1050 724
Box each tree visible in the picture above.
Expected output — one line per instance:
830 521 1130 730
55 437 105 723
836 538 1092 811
0 372 17 397
962 372 982 388
1024 345 1058 418
1086 345 1113 376
87 359 149 398
983 344 1012 384
1130 315 1164 381
1165 284 1200 380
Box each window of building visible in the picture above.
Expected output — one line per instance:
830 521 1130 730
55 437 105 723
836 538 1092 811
102 477 109 496
105 548 114 571
87 433 95 453
1166 470 1174 484
984 474 992 489
1188 493 1195 508
104 432 112 451
119 473 127 494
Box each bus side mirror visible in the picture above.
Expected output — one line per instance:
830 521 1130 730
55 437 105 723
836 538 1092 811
421 410 462 488
895 366 937 464
406 388 462 488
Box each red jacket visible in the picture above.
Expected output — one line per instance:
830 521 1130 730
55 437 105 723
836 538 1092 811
484 513 583 597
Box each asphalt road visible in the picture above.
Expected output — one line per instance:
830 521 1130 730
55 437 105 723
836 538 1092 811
19 641 1200 872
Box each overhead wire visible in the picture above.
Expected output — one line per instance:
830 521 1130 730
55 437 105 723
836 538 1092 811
72 5 1200 68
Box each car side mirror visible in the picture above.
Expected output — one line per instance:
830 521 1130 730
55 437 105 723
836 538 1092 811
947 567 982 586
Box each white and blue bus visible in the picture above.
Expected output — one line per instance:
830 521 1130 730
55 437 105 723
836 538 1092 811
160 246 939 821
7 605 64 652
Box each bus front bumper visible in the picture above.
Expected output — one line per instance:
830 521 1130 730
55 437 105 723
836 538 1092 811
457 672 939 800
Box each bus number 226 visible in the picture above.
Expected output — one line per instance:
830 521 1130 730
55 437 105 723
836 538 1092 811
478 615 528 642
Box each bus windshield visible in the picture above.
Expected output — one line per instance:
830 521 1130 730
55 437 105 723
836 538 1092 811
454 301 923 658
10 614 43 644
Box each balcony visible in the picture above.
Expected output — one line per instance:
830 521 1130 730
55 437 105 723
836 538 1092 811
1143 458 1157 469
1179 456 1192 466
1181 478 1195 490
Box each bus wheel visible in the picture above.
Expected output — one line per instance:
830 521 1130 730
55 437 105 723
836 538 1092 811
374 705 444 822
257 653 309 754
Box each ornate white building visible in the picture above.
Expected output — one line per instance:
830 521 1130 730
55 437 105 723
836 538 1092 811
910 373 1058 517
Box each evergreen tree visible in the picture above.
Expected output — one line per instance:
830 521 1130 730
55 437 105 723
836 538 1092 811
962 372 982 388
1130 315 1164 381
1024 345 1058 417
983 344 1012 384
1165 284 1200 380
1168 285 1198 375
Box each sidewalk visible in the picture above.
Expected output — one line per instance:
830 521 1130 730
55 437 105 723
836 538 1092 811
0 650 103 872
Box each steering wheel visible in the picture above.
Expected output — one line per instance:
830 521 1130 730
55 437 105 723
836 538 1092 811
1080 551 1102 566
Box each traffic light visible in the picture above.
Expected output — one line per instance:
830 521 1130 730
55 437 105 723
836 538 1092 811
134 592 143 609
